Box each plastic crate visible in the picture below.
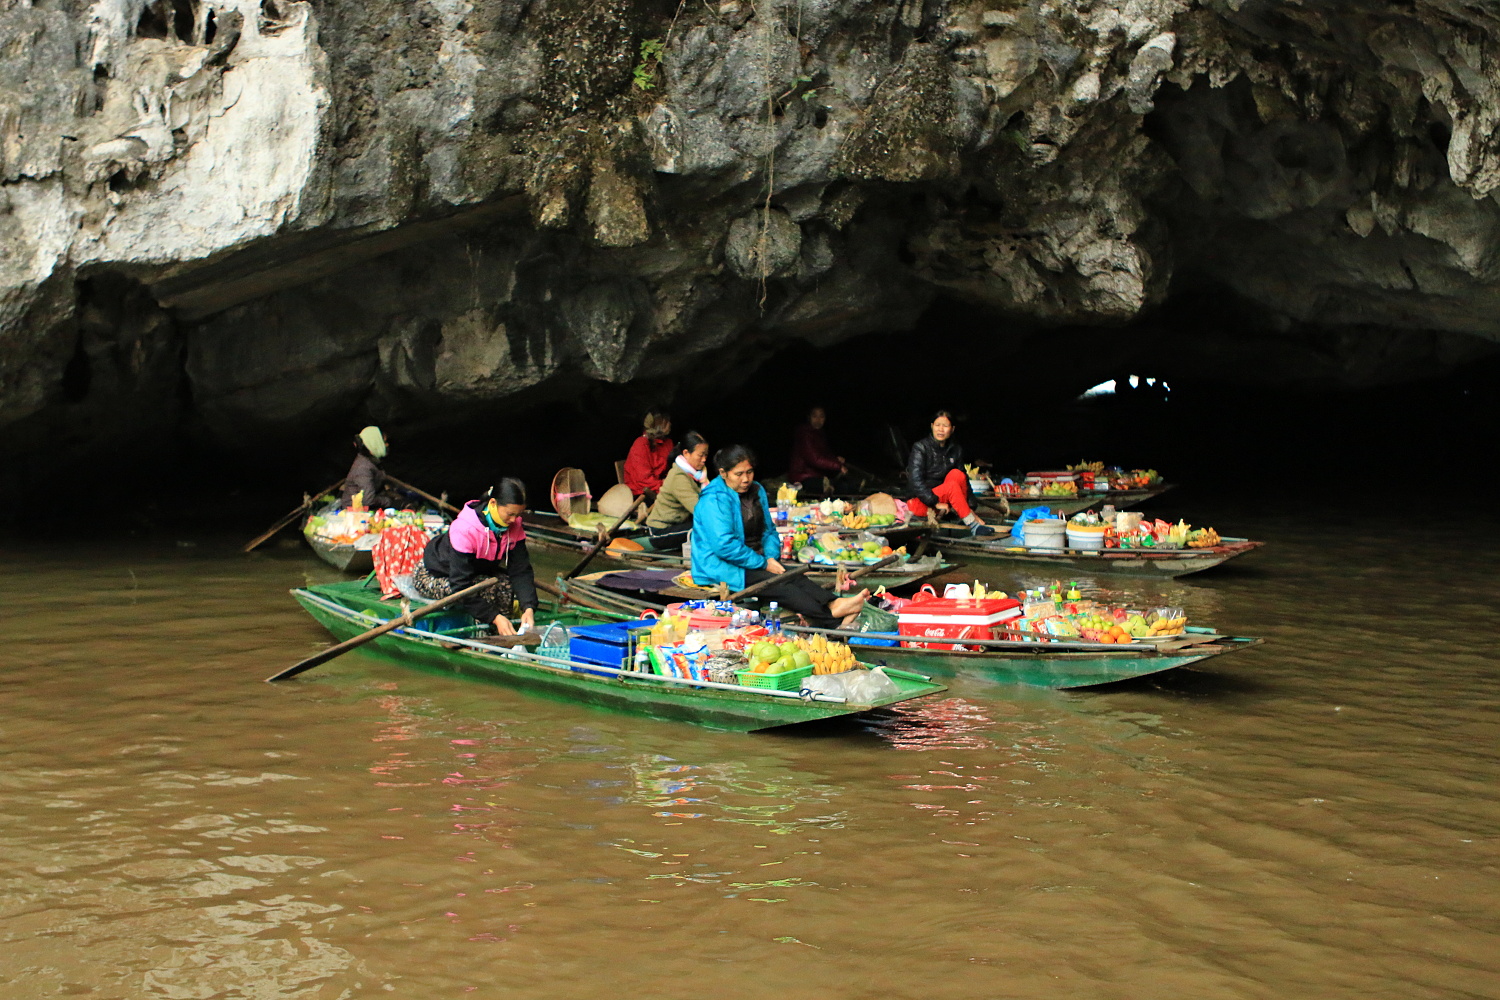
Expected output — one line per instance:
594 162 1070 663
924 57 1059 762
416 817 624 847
735 664 813 691
567 619 653 675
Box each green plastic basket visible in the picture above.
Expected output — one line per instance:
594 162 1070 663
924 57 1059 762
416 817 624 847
735 664 814 691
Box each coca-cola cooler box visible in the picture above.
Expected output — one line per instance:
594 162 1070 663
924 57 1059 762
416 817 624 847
897 596 1023 651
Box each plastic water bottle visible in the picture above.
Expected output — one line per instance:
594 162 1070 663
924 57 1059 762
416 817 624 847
766 602 782 636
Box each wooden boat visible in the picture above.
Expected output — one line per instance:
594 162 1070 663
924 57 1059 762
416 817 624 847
976 483 1176 518
301 501 450 576
303 532 376 574
291 580 946 732
987 495 1098 517
554 577 1264 690
525 509 648 550
931 531 1262 578
525 513 955 591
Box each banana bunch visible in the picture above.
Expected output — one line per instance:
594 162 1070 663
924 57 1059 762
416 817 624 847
806 634 860 674
841 514 870 530
1187 527 1221 548
1067 460 1106 473
1165 520 1191 547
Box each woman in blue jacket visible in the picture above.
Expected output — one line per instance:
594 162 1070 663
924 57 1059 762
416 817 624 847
691 444 869 629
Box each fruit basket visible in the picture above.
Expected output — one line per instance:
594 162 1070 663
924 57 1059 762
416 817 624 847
735 664 814 691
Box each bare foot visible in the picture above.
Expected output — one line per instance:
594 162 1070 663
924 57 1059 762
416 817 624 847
828 589 870 621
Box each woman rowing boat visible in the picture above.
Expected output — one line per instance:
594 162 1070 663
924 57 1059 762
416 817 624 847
644 431 709 549
906 410 993 536
412 479 538 635
691 444 868 629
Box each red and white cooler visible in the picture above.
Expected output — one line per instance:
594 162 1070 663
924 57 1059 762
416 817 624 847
897 596 1023 651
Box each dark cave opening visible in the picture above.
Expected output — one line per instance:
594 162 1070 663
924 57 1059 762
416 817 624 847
60 341 93 404
8 289 1498 539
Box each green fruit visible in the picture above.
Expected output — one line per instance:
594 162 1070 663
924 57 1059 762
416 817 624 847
793 651 812 669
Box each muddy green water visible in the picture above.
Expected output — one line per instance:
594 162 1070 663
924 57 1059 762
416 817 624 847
3 503 1498 999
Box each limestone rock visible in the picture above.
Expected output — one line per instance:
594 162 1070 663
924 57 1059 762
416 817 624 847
4 0 1500 471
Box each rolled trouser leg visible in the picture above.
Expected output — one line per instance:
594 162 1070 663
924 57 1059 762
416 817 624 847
935 468 973 519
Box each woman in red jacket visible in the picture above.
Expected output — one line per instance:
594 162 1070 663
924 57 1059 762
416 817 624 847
623 410 673 495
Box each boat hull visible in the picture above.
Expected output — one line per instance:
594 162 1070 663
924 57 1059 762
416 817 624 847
977 484 1175 518
304 535 374 574
291 584 945 732
555 579 1263 689
932 538 1262 578
835 634 1262 688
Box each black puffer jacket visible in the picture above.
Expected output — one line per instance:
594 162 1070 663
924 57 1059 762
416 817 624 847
907 436 965 507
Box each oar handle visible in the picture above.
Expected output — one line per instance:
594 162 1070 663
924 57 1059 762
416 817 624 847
384 474 461 515
729 562 809 601
243 479 346 552
267 576 500 682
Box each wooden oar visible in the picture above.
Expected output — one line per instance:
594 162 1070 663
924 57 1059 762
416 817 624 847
729 563 809 601
243 479 346 552
384 474 460 515
562 499 646 580
266 577 499 682
535 578 572 606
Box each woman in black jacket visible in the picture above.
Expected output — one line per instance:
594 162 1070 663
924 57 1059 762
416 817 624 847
906 411 992 534
412 478 539 635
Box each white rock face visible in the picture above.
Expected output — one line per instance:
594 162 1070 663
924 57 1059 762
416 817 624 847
83 1 328 263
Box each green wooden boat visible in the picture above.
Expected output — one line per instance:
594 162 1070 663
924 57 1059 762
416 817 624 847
930 534 1263 578
291 581 947 732
555 577 1264 690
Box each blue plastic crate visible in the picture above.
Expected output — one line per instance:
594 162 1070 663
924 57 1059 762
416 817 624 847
567 619 654 674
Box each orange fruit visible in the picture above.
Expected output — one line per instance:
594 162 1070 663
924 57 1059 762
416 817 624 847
1097 634 1116 644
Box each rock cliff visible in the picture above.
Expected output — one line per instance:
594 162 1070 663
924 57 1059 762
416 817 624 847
3 0 1499 462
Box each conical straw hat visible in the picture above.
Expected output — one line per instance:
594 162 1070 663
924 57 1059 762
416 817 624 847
597 482 636 519
550 468 591 517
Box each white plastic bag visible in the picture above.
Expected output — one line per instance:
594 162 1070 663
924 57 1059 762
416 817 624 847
801 668 899 704
800 673 850 700
839 668 899 704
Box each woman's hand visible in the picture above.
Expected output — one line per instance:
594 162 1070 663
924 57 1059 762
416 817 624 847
492 614 517 636
765 558 787 574
935 502 952 516
519 608 535 632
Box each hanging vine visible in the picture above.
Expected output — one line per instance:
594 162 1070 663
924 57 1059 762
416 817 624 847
747 0 802 309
